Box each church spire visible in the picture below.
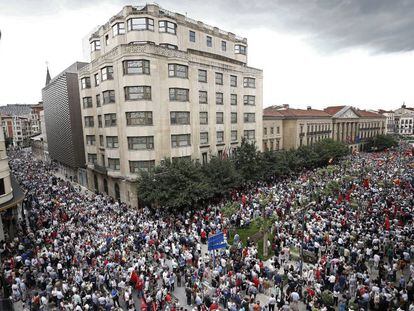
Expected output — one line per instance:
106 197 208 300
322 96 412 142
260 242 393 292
45 63 51 86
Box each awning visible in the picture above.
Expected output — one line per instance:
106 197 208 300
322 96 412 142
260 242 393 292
0 176 25 212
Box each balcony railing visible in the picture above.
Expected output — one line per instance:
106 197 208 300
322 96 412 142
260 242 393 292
93 164 107 175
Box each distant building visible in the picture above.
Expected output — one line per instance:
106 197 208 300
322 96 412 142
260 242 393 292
378 109 395 134
42 62 88 185
394 104 414 136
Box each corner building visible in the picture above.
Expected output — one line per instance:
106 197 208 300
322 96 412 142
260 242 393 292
79 4 263 207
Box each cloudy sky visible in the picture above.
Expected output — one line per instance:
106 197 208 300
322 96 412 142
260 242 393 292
1 0 413 110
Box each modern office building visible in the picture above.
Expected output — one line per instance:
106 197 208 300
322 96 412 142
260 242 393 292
42 62 88 185
78 4 263 206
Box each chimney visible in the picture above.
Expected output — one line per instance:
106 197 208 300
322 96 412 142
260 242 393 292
307 106 312 110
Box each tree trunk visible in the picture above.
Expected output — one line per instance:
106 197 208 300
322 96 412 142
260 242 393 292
263 231 269 257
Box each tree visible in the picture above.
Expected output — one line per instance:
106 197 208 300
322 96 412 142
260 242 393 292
313 139 349 165
202 157 241 197
365 134 398 152
233 138 263 183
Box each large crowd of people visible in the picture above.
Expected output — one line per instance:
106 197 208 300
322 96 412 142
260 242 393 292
0 145 413 311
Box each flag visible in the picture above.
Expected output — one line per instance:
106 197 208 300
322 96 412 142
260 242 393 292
385 216 390 231
363 178 369 188
242 194 247 206
337 193 343 204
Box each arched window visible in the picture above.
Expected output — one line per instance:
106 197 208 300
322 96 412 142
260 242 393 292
93 174 99 192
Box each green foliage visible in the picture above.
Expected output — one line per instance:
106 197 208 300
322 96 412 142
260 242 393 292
221 202 239 218
202 157 241 197
233 138 263 183
321 290 334 306
365 134 398 152
323 180 340 196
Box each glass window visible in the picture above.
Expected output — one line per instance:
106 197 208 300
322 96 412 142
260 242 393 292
206 36 212 47
221 40 227 51
244 130 255 140
199 91 208 104
82 97 93 109
231 112 237 124
189 30 196 42
159 20 177 34
231 94 237 105
244 113 255 123
159 43 178 50
216 112 224 124
123 60 150 75
243 95 255 106
126 111 153 126
108 158 120 170
130 160 155 173
127 136 154 150
215 72 223 85
235 44 246 55
199 112 208 124
84 116 94 127
127 18 154 31
216 131 224 143
101 66 113 81
87 153 97 164
90 40 101 52
168 64 188 78
112 22 125 36
216 92 223 105
104 113 117 127
171 134 191 148
169 88 189 101
103 90 115 104
243 77 256 88
81 77 91 89
96 94 101 107
128 41 155 45
86 135 96 146
200 132 209 145
124 86 151 100
94 73 100 86
231 130 237 142
106 136 119 148
170 111 190 125
230 75 237 87
198 69 207 82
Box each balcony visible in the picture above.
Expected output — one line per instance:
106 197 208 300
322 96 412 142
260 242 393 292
93 164 107 175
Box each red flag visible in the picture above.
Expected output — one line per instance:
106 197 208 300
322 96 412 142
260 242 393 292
242 194 246 205
363 178 369 188
337 193 343 204
385 216 390 231
345 191 351 202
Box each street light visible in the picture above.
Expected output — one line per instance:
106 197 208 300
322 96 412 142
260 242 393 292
299 201 316 278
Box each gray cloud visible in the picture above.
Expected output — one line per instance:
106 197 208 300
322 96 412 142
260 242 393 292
1 0 413 53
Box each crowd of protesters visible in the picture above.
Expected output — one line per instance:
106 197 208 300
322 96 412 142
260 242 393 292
0 144 413 311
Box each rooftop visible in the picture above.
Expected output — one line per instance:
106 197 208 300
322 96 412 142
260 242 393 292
264 105 331 118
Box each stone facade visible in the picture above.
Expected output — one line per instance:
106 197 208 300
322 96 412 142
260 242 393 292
78 4 263 207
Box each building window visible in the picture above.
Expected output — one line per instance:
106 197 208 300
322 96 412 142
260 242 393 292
216 131 224 143
199 91 208 104
127 18 154 31
90 40 101 52
169 88 189 101
171 134 191 148
101 66 113 81
124 86 151 100
231 112 237 124
99 135 104 146
243 95 255 106
108 158 120 170
206 36 212 47
200 112 208 124
86 135 96 146
235 44 246 55
104 113 117 127
96 94 101 107
243 77 256 88
123 60 150 75
170 111 190 125
230 94 237 105
94 73 100 86
231 130 238 142
106 136 119 148
198 69 207 82
215 72 223 85
129 160 155 173
277 126 280 134
127 136 154 150
200 132 209 145
221 40 227 51
189 30 196 42
112 22 125 36
126 111 153 126
87 153 97 164
159 43 178 49
103 90 115 104
264 128 267 135
230 75 237 87
81 77 91 89
82 97 93 109
84 116 94 127
168 64 188 78
244 130 255 141
216 92 223 105
216 112 224 124
244 113 255 123
98 115 102 128
159 20 177 34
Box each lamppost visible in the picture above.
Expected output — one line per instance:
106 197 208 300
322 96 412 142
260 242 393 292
299 201 316 278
